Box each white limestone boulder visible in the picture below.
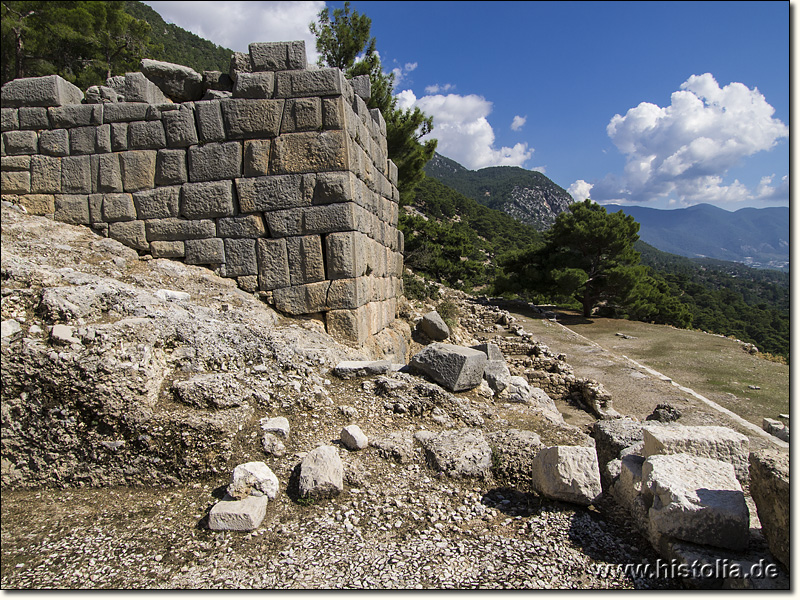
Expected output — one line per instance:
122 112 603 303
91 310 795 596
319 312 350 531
299 445 344 498
532 446 602 506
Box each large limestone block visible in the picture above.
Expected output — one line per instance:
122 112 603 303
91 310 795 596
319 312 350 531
187 141 242 182
144 217 215 241
421 428 492 479
410 343 488 392
208 495 268 531
119 150 156 192
48 104 102 128
1 75 83 107
194 100 226 142
612 453 645 512
532 445 602 506
325 231 367 279
483 360 511 394
299 445 344 499
748 449 789 569
275 68 346 98
592 418 644 490
272 281 329 315
220 98 283 139
249 41 306 72
232 72 274 99
256 238 290 291
642 453 749 551
271 130 349 174
417 311 449 341
333 360 391 379
223 238 257 276
227 461 279 500
181 180 235 219
162 104 198 147
235 174 307 213
642 425 749 483
286 235 325 285
140 59 203 102
124 72 169 104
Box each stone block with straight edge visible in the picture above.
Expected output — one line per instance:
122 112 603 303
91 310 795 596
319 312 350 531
181 180 235 219
208 495 268 532
1 75 83 107
410 343 488 392
256 238 290 291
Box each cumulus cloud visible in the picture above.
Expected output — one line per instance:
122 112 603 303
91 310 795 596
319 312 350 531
568 180 593 203
594 73 788 206
510 115 527 131
143 1 324 61
425 83 455 94
398 90 533 170
391 61 418 86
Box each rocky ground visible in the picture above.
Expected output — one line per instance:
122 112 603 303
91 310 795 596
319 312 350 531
0 202 786 589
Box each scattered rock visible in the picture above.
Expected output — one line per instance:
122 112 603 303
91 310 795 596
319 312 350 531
420 428 492 480
645 403 682 423
748 449 789 570
261 433 286 457
298 445 343 499
416 311 450 341
333 360 392 379
642 453 749 552
531 445 602 506
340 425 368 451
228 461 279 500
260 417 290 439
761 418 789 442
208 495 269 532
410 343 487 392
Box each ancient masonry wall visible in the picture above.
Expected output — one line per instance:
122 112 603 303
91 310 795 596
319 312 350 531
0 41 403 346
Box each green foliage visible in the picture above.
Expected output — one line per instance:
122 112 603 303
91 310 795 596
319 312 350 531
123 1 232 73
310 2 437 204
436 300 459 330
1 1 153 87
402 271 440 301
507 199 643 317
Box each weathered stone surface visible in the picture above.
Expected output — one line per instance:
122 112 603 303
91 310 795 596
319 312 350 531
350 74 371 101
49 104 102 128
181 180 235 219
217 214 265 238
532 445 602 506
421 428 492 479
194 100 226 142
140 59 203 102
228 461 279 500
232 72 275 99
473 342 504 362
645 403 682 423
187 141 242 182
0 170 30 193
299 445 343 499
61 155 92 193
281 98 322 133
108 220 148 251
149 240 184 258
144 217 215 241
333 360 391 379
261 432 286 457
16 194 54 215
761 418 789 442
222 238 257 276
592 418 644 491
1 75 83 108
154 149 187 186
54 194 89 225
203 71 233 92
612 453 645 512
341 425 368 451
38 129 69 156
286 235 325 285
642 425 749 483
256 238 290 291
410 343 488 392
643 453 749 551
124 72 169 104
748 449 789 569
276 68 345 98
220 99 283 139
483 360 511 394
128 120 167 150
485 429 543 486
185 237 224 264
260 416 290 439
417 311 449 341
103 103 149 123
242 139 270 177
119 150 156 192
101 193 136 222
249 41 306 72
18 106 49 129
1 107 18 131
208 495 268 532
271 131 349 174
3 130 38 155
30 155 62 194
272 281 329 315
162 104 198 147
235 174 307 213
499 375 534 404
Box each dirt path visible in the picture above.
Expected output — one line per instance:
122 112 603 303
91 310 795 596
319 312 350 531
503 307 788 454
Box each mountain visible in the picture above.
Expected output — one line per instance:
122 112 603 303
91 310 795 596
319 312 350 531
424 153 574 230
608 204 789 271
123 1 234 73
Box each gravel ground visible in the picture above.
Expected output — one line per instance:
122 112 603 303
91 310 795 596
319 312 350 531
1 463 676 589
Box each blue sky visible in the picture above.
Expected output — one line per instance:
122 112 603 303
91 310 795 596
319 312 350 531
143 1 790 210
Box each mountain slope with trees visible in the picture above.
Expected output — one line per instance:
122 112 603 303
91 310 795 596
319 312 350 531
424 153 574 230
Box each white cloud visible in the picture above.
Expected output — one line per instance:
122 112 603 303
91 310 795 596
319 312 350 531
391 61 418 86
568 180 593 203
142 1 324 61
398 90 533 170
595 73 788 206
425 83 455 94
510 115 527 131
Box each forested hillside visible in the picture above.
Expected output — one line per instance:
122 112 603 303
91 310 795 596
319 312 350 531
123 1 233 73
402 176 789 359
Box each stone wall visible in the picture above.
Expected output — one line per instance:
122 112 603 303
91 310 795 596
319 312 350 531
0 41 402 346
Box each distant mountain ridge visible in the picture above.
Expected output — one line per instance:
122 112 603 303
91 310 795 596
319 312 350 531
608 203 789 271
424 153 574 230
